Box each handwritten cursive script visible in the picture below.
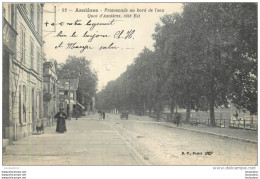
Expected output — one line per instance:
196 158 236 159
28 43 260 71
66 42 93 53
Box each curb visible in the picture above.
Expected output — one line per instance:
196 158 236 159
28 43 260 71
161 122 257 144
112 114 257 144
110 124 152 165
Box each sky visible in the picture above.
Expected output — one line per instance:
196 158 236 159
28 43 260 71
43 3 183 90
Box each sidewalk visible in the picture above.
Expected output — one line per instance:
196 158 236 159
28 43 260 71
111 113 258 144
3 117 143 165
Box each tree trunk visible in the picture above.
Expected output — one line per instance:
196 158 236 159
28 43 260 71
155 103 161 121
156 111 160 121
186 106 191 124
149 108 152 117
209 78 216 127
170 102 174 121
209 100 215 127
143 102 146 116
185 85 191 123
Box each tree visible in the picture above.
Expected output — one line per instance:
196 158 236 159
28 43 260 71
225 3 257 115
181 3 257 124
96 47 166 119
57 56 98 108
153 13 203 123
97 3 257 124
152 3 257 126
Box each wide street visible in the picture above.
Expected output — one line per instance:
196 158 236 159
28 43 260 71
3 114 257 166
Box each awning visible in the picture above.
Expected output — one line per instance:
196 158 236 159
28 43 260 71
77 102 85 109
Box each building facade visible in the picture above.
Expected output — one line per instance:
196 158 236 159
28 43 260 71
43 59 59 126
3 4 17 141
3 3 45 141
59 79 79 117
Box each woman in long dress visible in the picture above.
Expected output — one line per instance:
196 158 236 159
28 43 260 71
54 108 67 133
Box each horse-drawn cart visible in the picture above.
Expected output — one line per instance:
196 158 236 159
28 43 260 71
120 112 129 120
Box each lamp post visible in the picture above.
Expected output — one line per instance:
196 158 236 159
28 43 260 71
65 80 71 120
68 80 71 120
65 72 81 120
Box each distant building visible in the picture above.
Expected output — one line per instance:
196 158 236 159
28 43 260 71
59 79 85 117
43 59 59 126
3 3 45 141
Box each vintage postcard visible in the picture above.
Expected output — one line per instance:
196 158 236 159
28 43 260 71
2 2 258 178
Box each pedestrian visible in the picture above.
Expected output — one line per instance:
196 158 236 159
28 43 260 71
103 111 105 119
74 107 79 120
54 107 67 133
176 112 181 127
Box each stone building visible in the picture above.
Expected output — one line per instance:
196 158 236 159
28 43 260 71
2 3 45 141
3 4 18 142
43 59 59 126
59 79 80 117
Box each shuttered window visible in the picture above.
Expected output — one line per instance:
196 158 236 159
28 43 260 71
20 25 26 63
30 38 34 69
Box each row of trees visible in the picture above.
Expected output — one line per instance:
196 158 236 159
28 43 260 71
96 3 257 126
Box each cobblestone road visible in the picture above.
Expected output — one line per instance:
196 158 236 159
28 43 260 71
3 114 257 166
109 114 257 165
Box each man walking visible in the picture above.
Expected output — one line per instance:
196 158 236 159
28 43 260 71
74 106 79 120
176 112 181 127
103 111 106 119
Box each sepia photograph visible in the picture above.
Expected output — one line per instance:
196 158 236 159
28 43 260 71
1 1 258 178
